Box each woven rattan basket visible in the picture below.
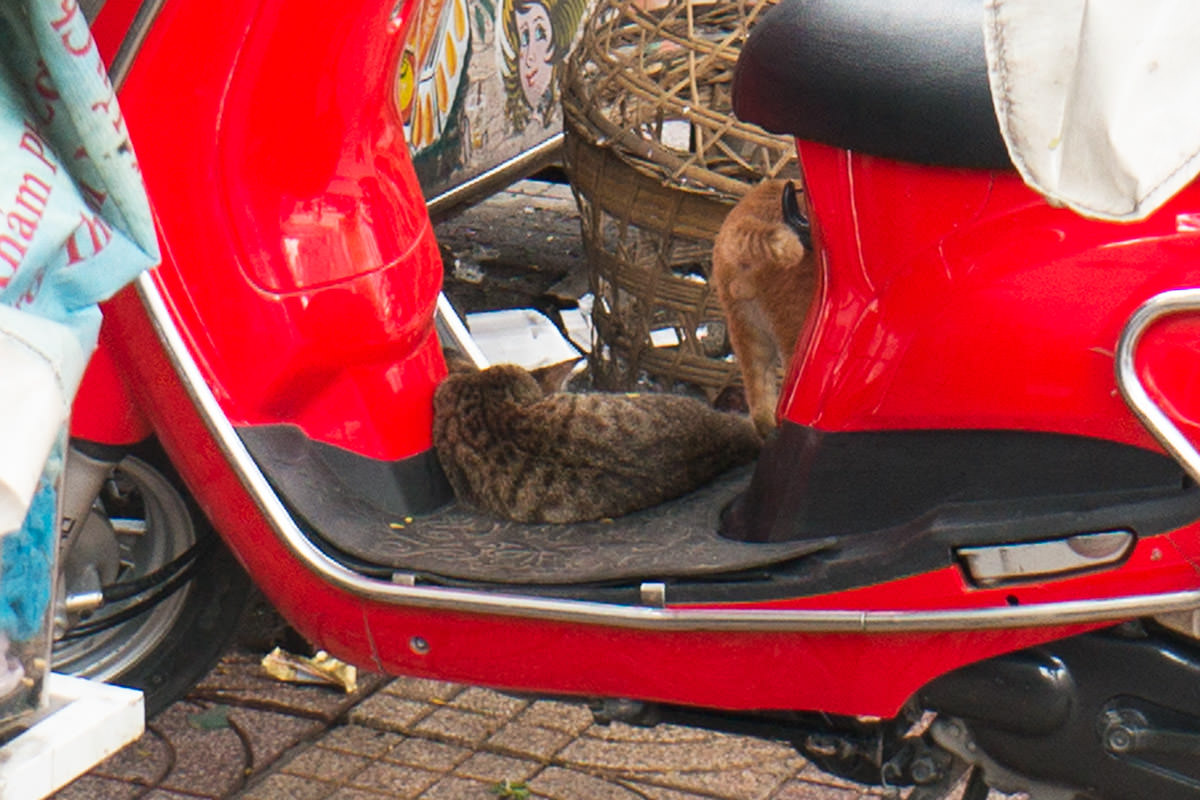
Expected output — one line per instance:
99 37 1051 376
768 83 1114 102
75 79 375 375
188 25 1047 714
563 0 796 397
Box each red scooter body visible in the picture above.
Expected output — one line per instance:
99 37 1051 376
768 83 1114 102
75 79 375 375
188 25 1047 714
787 141 1200 446
65 0 1200 795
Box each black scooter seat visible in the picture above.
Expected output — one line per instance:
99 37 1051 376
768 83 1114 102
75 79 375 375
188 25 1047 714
733 0 1011 169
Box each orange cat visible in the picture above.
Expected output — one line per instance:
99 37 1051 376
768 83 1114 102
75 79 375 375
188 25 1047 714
712 179 817 437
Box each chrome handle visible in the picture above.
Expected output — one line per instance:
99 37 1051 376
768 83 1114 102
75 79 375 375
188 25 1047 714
1116 289 1200 485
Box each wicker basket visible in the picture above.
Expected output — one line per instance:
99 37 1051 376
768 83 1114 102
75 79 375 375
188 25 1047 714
562 0 797 397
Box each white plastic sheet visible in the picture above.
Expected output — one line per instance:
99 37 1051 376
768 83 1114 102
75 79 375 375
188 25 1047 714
983 0 1200 221
0 1 157 711
0 0 158 533
0 310 84 534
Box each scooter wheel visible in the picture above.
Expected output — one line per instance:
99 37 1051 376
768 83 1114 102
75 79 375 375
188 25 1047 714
52 441 253 717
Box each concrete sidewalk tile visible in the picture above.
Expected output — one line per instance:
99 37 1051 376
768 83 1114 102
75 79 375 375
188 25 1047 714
193 652 387 723
150 701 250 798
346 761 441 798
769 780 867 800
319 724 406 758
282 743 373 781
630 766 794 800
527 766 650 800
453 751 541 783
796 763 881 791
555 723 803 800
349 693 437 732
90 728 171 785
513 699 593 734
384 736 472 771
412 706 507 747
228 705 327 774
418 775 501 799
585 720 721 744
558 728 799 773
620 784 721 800
50 774 143 800
484 721 574 761
325 789 392 800
379 676 464 704
448 686 529 718
236 772 336 800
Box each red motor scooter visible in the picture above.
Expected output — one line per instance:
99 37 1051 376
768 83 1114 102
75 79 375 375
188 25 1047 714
56 0 1200 797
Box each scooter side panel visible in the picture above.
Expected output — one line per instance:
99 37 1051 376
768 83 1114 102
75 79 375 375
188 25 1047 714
783 141 1200 452
94 270 1118 718
101 0 443 461
357 606 1100 717
93 280 383 666
71 323 152 444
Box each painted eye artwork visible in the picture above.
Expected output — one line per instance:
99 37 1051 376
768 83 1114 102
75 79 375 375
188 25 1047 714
499 0 589 132
393 0 591 198
515 3 554 114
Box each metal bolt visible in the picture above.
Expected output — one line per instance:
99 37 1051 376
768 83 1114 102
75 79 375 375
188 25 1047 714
910 755 942 784
1106 726 1134 753
409 636 430 655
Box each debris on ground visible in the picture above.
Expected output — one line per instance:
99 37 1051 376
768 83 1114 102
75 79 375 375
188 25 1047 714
261 648 357 694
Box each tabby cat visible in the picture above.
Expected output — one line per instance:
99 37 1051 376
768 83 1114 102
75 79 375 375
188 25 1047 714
432 363 761 523
712 179 817 437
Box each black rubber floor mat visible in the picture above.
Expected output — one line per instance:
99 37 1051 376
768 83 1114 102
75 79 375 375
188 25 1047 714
343 468 831 584
240 425 832 585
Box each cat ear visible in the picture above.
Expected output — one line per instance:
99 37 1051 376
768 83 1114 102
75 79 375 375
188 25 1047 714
780 182 813 250
511 368 547 403
530 357 583 394
485 364 545 404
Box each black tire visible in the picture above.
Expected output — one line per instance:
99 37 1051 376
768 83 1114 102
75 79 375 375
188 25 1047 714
53 441 253 717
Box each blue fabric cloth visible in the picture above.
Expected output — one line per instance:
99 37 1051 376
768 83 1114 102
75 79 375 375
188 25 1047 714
0 0 159 641
0 446 57 641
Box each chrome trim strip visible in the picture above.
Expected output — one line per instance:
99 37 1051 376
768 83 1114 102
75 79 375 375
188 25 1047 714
1116 288 1200 486
435 293 489 368
137 272 1200 632
80 0 108 23
109 0 168 90
424 134 564 221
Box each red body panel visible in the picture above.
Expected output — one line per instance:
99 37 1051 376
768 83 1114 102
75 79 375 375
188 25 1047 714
75 0 1200 720
81 0 444 460
71 324 152 444
79 281 1129 718
784 141 1200 449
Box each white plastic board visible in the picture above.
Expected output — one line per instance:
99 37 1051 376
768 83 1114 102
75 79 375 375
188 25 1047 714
0 674 144 800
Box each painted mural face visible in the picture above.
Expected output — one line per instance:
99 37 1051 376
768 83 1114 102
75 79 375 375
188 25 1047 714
516 2 554 112
499 0 588 132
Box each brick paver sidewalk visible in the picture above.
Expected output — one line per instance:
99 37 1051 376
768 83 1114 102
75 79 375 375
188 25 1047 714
51 641 902 800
